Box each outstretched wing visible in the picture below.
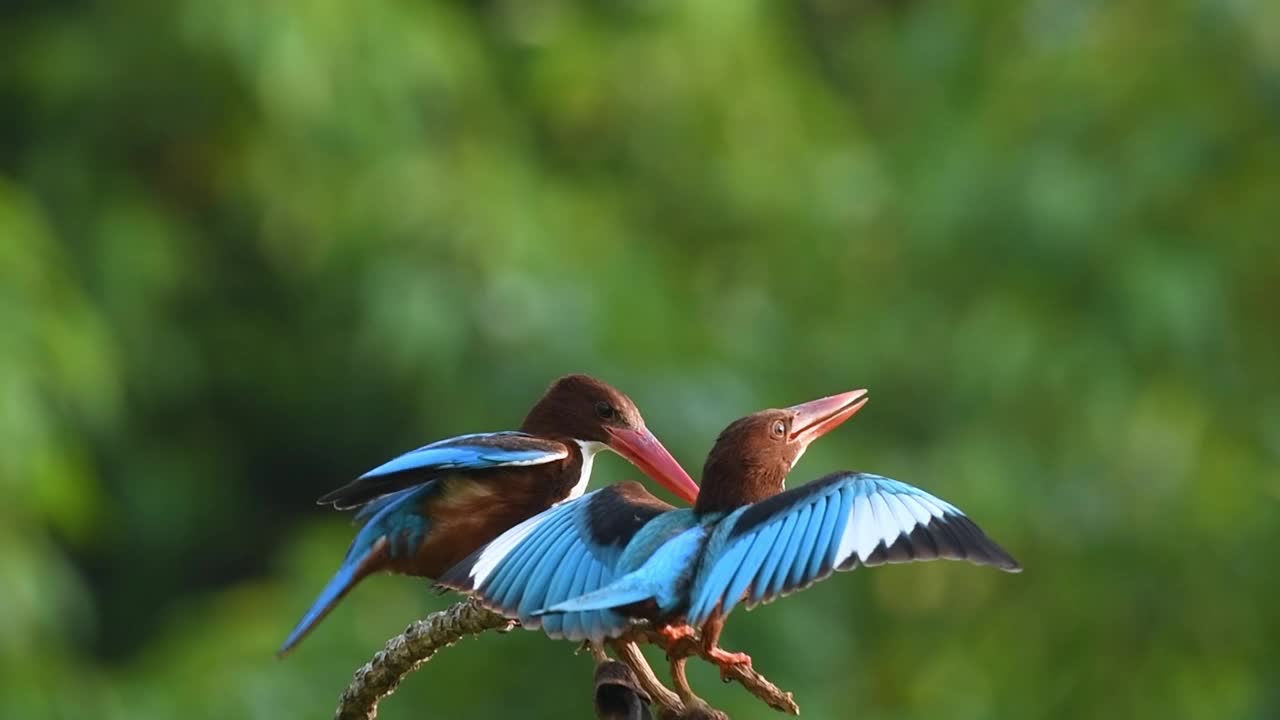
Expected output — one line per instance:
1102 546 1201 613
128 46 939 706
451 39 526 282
439 482 686 642
319 432 570 510
685 472 1021 624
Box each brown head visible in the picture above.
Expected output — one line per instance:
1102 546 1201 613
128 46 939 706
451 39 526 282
695 389 869 515
521 374 700 504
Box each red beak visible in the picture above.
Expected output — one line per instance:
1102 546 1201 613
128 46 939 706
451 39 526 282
788 389 869 447
604 427 700 504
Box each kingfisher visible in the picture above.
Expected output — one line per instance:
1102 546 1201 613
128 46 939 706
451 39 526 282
278 374 700 655
440 388 1019 680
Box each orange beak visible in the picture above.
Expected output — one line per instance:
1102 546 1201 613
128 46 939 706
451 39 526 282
605 426 700 504
788 389 869 448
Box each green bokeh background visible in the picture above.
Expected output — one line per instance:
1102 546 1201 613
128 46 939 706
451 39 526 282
2 1 1277 718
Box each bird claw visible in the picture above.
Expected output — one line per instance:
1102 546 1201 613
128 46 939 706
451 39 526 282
657 624 698 644
706 648 752 682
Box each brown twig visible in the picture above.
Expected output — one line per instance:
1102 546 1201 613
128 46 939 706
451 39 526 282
669 657 699 706
610 639 686 712
624 627 801 715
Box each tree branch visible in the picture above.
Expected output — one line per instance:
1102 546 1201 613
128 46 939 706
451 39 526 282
334 599 799 719
334 598 513 720
623 627 800 715
594 643 730 720
610 639 685 711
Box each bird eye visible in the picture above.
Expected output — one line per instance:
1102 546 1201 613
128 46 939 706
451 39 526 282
772 420 786 438
595 401 616 420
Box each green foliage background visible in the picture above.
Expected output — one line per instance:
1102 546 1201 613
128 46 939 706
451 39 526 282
2 1 1277 718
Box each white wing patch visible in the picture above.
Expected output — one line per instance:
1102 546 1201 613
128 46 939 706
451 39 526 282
898 493 939 525
853 494 883 562
868 493 900 550
836 486 954 566
884 494 919 539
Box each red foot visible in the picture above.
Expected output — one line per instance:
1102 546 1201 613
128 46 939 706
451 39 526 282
706 647 753 681
657 624 697 644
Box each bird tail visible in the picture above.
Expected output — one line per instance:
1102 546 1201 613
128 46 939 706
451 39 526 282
279 486 435 656
277 536 390 657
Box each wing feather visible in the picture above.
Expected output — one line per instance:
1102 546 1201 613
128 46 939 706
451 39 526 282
748 511 800 608
439 483 680 642
721 520 784 616
687 472 1022 623
320 432 569 510
512 517 581 615
767 503 813 598
489 510 574 608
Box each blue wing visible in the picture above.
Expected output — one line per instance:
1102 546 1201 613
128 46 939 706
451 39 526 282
537 523 708 617
438 482 693 642
685 472 1022 625
319 432 569 510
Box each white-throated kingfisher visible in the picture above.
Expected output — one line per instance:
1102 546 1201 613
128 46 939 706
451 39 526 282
441 389 1019 680
279 374 699 655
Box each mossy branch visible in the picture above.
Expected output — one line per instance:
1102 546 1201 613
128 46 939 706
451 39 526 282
334 599 798 719
333 598 513 720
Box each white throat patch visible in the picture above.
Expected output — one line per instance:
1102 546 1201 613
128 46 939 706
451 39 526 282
565 440 607 502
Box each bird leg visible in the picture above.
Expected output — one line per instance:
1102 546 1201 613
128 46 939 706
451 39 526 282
700 613 752 682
